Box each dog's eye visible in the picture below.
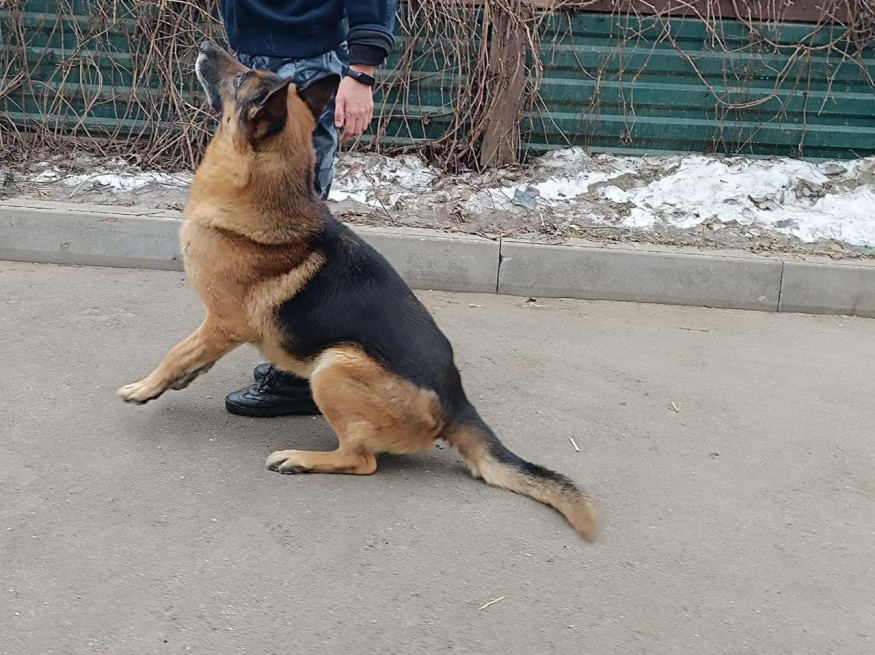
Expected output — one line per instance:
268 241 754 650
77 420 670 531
234 73 246 88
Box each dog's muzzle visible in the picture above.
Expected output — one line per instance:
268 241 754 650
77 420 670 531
195 42 223 111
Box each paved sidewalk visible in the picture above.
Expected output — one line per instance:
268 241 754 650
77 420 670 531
1 261 874 655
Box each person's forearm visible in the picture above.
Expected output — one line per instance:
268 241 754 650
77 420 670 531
344 0 398 66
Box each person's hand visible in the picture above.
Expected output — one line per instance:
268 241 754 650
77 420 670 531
335 64 374 143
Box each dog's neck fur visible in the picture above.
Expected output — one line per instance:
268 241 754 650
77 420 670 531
186 121 324 245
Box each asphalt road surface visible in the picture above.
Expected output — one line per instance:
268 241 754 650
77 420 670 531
2 261 873 655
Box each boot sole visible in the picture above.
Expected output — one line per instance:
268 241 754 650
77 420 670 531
225 398 321 418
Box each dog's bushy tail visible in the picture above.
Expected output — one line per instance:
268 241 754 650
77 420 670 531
443 403 597 541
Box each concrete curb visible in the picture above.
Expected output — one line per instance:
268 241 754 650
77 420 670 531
2 199 874 318
498 240 783 312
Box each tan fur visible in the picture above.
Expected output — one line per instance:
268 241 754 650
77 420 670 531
118 57 440 449
119 54 327 404
265 346 444 475
118 317 240 403
247 250 326 378
119 43 598 541
446 425 598 542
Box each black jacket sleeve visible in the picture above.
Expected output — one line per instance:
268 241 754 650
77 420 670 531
344 0 398 66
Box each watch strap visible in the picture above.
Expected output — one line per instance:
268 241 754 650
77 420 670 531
345 69 376 87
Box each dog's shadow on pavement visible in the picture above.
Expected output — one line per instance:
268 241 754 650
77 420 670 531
149 399 470 481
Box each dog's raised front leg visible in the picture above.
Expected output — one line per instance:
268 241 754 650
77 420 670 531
118 318 240 404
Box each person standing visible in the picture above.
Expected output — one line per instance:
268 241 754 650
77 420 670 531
219 0 398 417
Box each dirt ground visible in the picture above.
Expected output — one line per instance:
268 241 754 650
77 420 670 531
3 146 873 260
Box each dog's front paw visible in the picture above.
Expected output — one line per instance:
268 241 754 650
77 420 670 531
118 379 166 405
266 450 306 474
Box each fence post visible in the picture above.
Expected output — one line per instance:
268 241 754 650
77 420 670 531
479 6 530 168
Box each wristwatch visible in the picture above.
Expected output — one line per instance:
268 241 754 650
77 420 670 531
346 68 376 87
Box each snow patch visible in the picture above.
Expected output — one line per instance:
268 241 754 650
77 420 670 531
32 167 63 183
496 170 627 203
615 156 875 246
62 171 190 191
600 185 631 204
329 153 438 206
30 160 190 191
22 147 875 250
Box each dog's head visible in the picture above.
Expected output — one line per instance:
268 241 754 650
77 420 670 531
195 41 339 151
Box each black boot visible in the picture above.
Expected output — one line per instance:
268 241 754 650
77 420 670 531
225 365 321 417
253 363 272 381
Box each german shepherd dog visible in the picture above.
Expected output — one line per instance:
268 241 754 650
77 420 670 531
118 41 597 540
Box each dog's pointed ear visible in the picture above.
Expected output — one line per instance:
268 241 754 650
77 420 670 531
251 78 293 138
298 74 341 118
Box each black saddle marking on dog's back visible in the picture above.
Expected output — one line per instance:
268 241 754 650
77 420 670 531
276 217 467 412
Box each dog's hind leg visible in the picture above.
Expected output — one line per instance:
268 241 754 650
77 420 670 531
118 317 241 404
265 346 443 476
265 425 378 475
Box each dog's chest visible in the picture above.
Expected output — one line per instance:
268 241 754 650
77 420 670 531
179 221 259 316
179 219 314 326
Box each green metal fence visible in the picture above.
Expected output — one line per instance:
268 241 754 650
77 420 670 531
1 1 873 166
526 13 875 159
